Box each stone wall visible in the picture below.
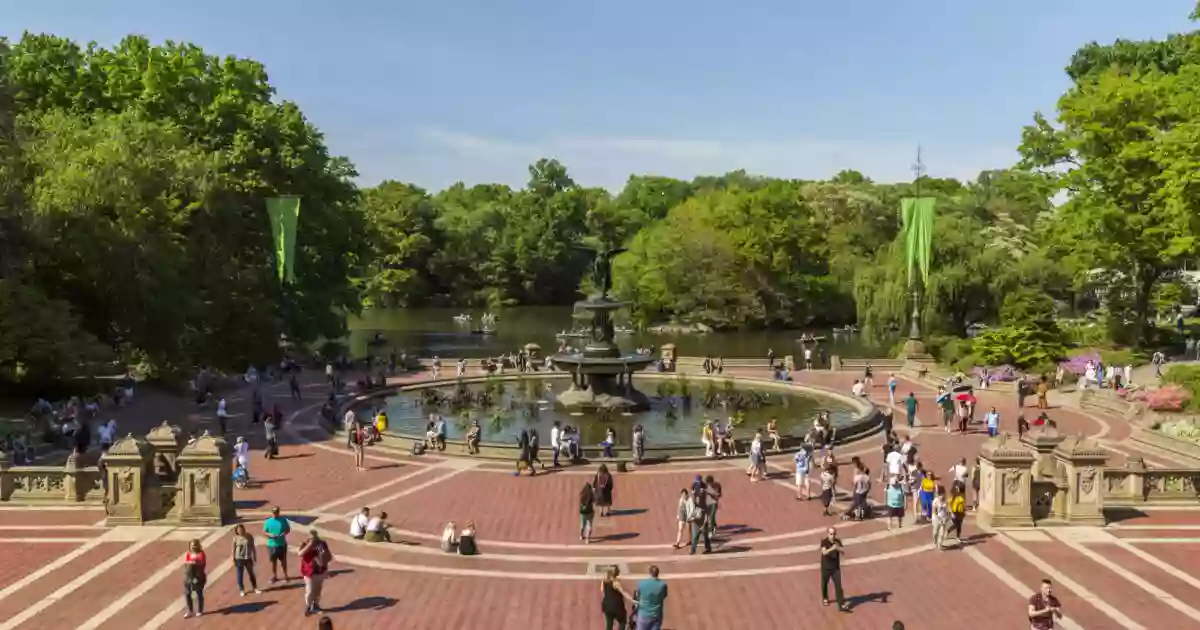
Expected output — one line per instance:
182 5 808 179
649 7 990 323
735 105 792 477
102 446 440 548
0 451 103 504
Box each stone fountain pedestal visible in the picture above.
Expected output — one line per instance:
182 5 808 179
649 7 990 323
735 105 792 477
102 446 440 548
551 294 654 411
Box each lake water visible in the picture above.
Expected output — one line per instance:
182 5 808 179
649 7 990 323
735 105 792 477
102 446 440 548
367 376 859 446
348 306 892 359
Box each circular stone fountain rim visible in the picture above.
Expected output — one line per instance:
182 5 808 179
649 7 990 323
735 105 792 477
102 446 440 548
343 372 882 460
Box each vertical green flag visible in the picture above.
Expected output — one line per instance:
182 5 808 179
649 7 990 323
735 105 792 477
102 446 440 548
899 197 935 289
266 196 301 284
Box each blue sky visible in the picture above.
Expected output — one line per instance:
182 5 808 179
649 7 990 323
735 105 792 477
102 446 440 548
2 1 1195 190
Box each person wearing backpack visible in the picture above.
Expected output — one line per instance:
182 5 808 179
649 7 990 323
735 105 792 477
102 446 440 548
299 530 334 616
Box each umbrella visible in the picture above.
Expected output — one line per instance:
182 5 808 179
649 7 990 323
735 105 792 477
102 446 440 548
935 392 951 403
954 392 977 403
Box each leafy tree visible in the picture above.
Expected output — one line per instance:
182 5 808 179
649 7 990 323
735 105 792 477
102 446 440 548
358 182 441 308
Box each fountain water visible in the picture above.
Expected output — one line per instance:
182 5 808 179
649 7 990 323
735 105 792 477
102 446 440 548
551 248 655 410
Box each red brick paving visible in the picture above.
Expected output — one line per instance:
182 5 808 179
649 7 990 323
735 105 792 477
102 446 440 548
1082 543 1200 617
0 528 103 540
1109 509 1200 527
0 509 107 526
1108 527 1200 539
93 532 236 630
970 537 1124 630
0 542 129 621
16 541 185 630
1021 541 1198 628
0 542 80 590
0 365 1197 629
1131 542 1200 580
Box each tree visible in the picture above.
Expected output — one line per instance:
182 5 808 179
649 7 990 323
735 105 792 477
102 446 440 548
358 182 442 307
1020 63 1197 346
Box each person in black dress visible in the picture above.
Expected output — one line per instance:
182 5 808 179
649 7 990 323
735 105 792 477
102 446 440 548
594 464 614 517
516 430 532 476
529 429 543 470
600 565 630 629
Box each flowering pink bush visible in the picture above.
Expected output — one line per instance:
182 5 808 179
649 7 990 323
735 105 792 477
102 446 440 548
1145 384 1191 412
1059 350 1101 376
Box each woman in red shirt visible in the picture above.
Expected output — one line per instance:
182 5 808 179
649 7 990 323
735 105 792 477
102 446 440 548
183 539 207 618
299 530 334 616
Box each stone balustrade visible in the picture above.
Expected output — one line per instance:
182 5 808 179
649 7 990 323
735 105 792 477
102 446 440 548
0 451 103 504
1102 457 1200 505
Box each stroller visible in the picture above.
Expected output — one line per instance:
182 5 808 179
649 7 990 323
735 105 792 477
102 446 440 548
232 463 250 489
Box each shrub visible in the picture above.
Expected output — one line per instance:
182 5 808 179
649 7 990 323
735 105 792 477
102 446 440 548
1145 384 1191 412
1158 420 1200 444
1163 364 1200 411
1059 350 1101 376
971 326 1066 371
1098 348 1148 368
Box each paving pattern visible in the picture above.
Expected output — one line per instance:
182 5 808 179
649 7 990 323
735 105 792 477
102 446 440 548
1 367 1198 629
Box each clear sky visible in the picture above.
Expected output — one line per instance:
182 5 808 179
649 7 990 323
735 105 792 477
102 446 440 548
2 1 1195 191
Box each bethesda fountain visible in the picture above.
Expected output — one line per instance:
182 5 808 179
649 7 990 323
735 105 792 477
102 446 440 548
551 247 655 411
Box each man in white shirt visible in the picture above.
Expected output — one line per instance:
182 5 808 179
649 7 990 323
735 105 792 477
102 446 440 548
949 458 968 487
344 409 357 449
550 421 562 467
886 447 904 480
216 397 229 435
803 347 813 370
851 380 866 398
350 507 370 540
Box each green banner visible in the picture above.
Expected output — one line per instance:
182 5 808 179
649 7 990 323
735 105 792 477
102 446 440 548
900 197 935 289
266 196 301 284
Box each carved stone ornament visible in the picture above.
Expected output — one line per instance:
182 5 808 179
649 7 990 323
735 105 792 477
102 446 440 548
1079 466 1097 495
1005 470 1023 496
119 470 135 494
193 470 211 495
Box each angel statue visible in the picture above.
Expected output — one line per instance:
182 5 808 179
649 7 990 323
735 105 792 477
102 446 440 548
589 246 627 298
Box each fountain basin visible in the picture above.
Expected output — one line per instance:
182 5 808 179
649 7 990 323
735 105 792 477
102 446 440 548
351 373 881 461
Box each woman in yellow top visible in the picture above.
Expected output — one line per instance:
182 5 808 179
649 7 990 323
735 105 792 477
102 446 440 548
375 411 388 433
948 488 967 543
919 472 936 522
701 421 715 458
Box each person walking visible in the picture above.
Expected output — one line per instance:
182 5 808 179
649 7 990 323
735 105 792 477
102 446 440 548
794 441 813 501
216 397 230 435
299 530 333 616
885 476 905 530
600 565 630 630
985 406 1001 438
351 421 366 472
289 371 302 401
931 486 950 550
594 464 615 517
703 474 722 535
264 506 293 583
232 524 263 596
819 527 850 611
182 539 207 618
688 487 711 555
1028 579 1064 629
579 482 596 544
904 392 919 428
887 374 897 406
949 485 967 544
633 565 668 630
672 489 690 550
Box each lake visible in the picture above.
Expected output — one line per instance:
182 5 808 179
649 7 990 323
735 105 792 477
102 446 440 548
347 306 892 359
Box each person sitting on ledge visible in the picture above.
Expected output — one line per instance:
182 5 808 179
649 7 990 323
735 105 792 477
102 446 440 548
458 521 478 556
364 511 392 543
465 420 481 454
440 521 458 553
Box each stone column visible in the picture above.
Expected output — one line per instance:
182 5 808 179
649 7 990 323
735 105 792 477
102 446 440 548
1053 434 1111 526
0 449 12 501
1022 424 1067 520
977 433 1037 528
176 432 236 525
145 421 186 481
100 434 154 525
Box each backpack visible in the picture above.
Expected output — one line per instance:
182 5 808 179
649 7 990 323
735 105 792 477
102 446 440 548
412 441 426 455
314 541 332 569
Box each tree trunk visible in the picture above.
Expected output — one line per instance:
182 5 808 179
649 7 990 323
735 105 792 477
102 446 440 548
1131 263 1160 348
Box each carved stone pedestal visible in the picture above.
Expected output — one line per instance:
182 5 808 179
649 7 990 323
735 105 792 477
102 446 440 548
176 432 236 526
101 434 155 525
1054 435 1109 526
977 433 1036 528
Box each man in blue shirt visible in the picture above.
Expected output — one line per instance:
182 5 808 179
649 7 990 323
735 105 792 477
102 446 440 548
984 406 1001 438
264 506 293 582
634 565 668 630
